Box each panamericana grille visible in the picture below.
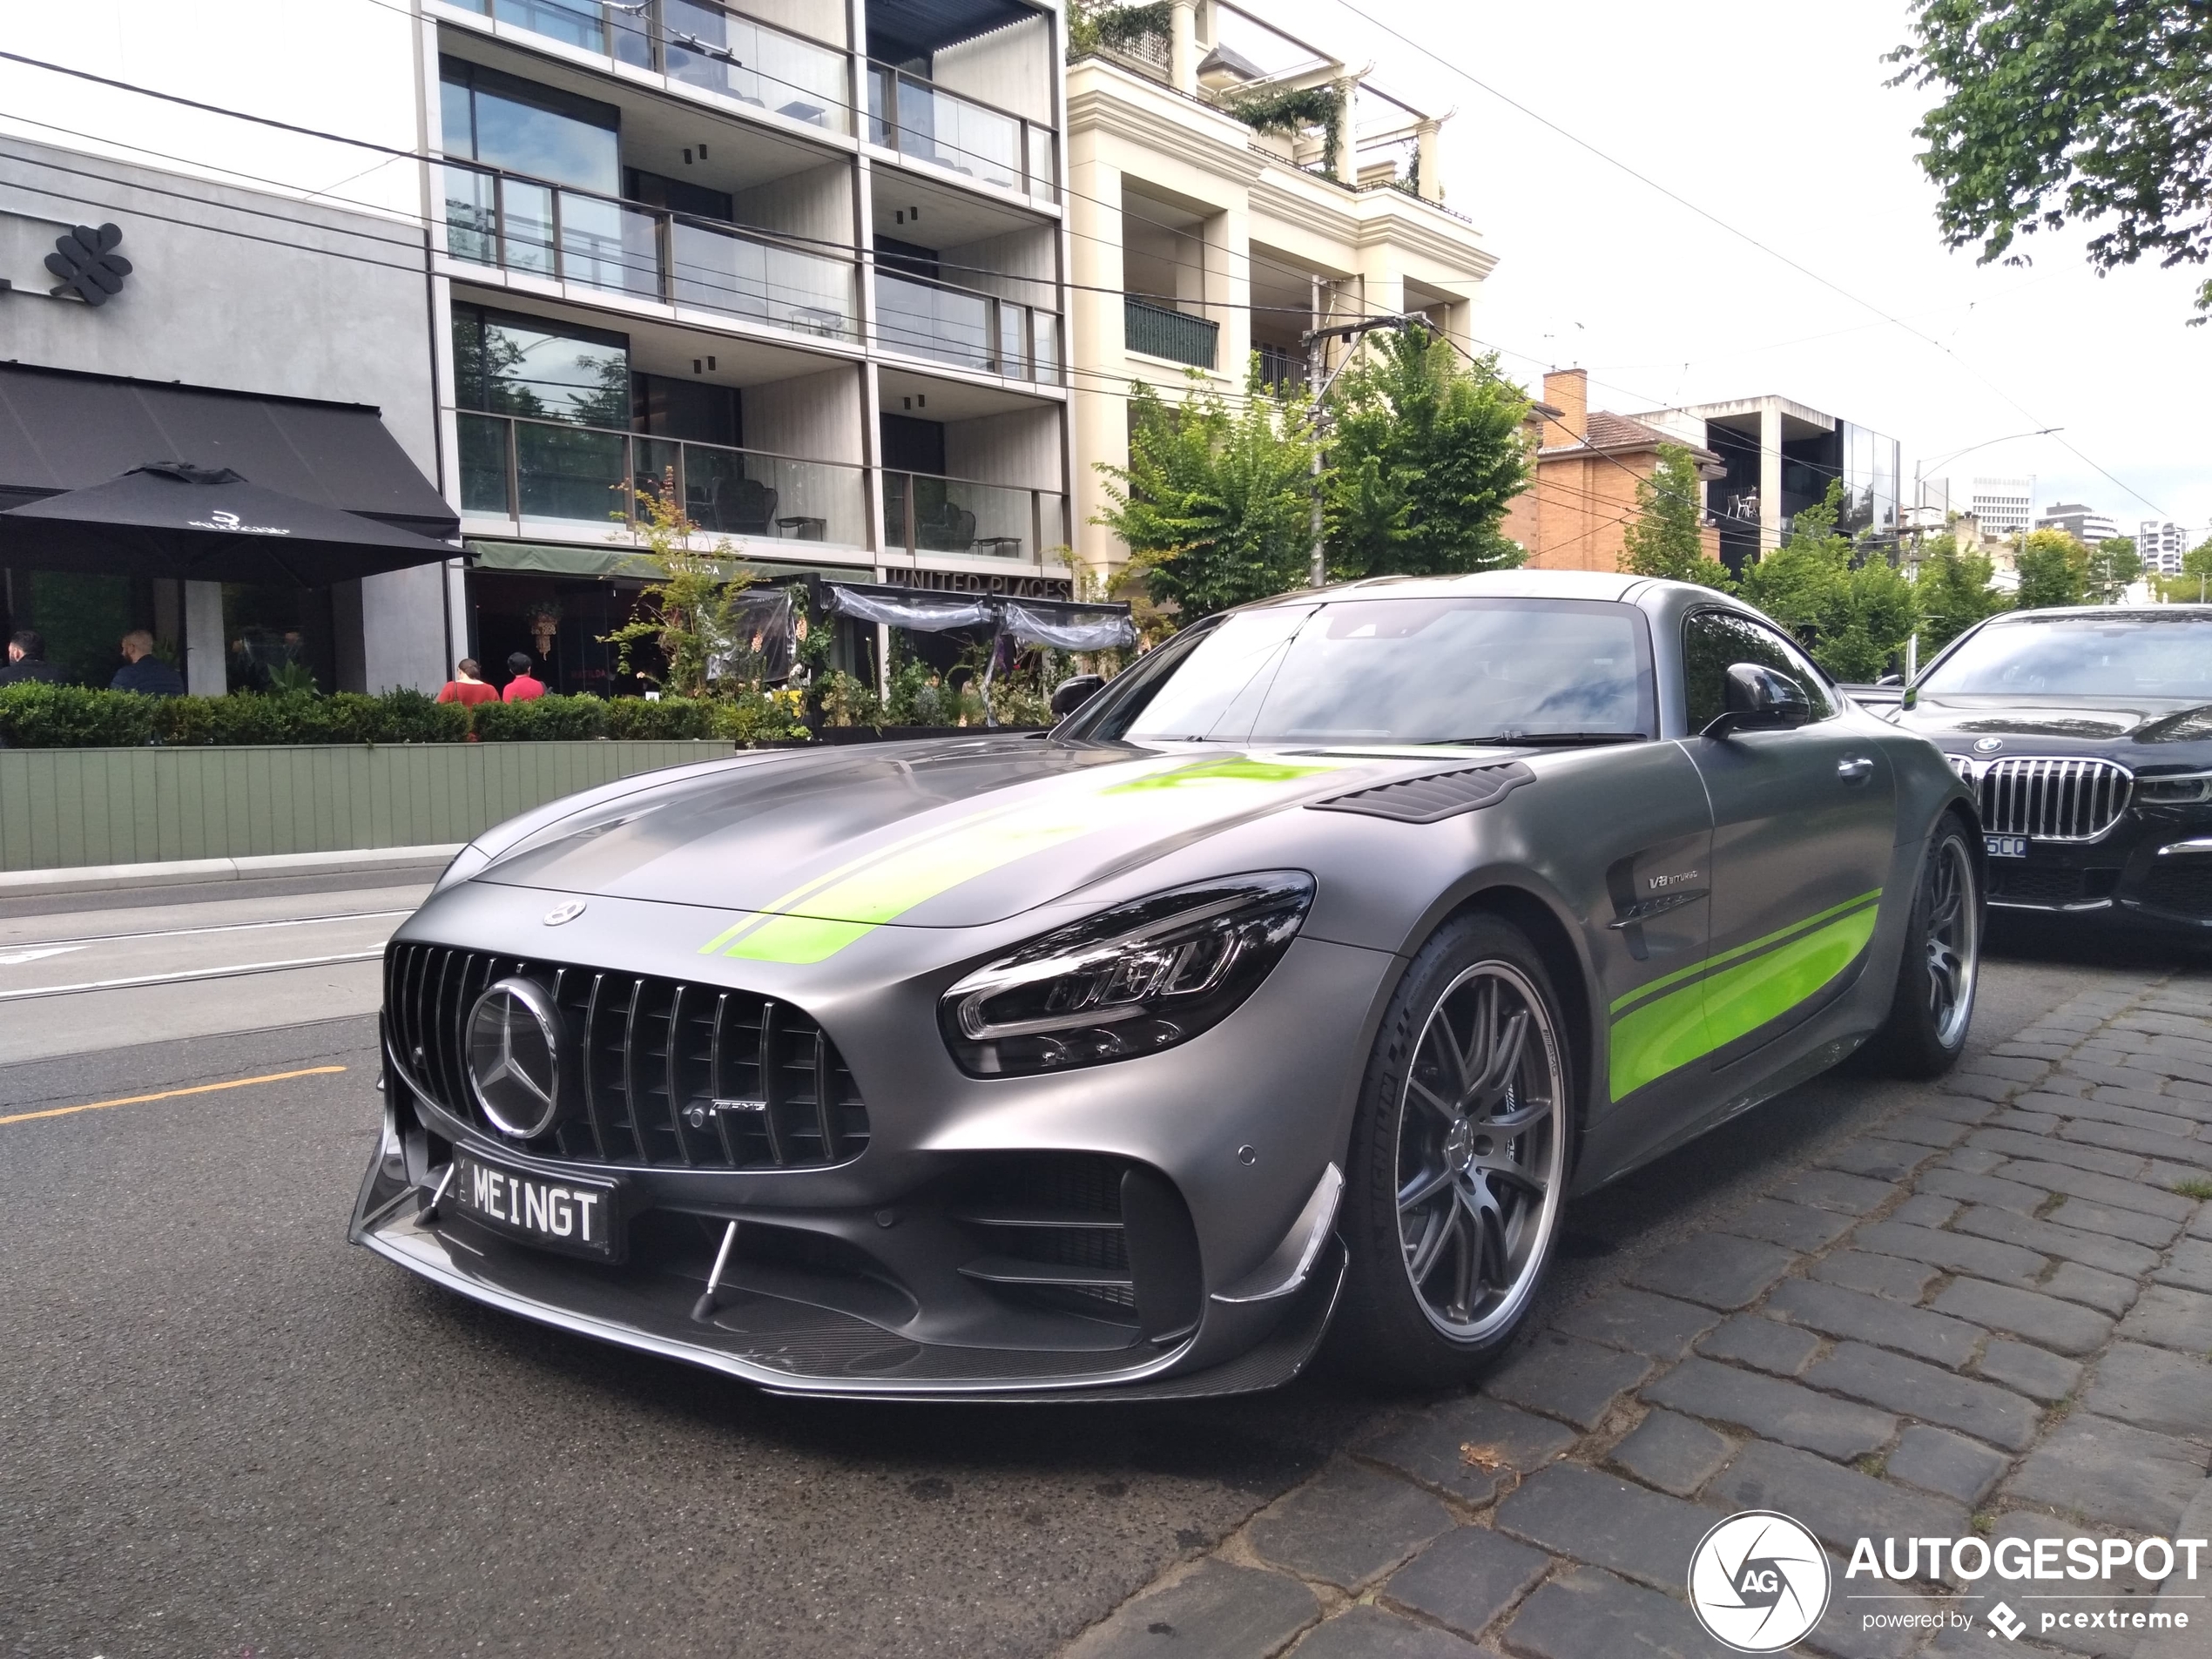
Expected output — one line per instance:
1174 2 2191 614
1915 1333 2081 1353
385 942 868 1169
1974 757 2132 842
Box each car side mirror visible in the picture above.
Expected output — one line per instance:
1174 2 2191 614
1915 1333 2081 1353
1051 673 1106 718
1703 663 1812 738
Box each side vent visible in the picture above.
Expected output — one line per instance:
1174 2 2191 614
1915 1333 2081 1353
1307 761 1535 824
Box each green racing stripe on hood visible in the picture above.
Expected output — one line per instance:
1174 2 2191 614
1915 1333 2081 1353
1608 895 1882 1101
702 752 1357 964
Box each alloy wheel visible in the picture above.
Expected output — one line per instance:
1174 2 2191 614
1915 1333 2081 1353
1925 833 1979 1049
1394 961 1565 1342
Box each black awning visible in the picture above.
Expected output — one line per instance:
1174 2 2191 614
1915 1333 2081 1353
818 578 1137 650
0 464 462 587
0 362 456 539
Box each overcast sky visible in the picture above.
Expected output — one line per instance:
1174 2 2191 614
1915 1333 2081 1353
1283 0 2212 539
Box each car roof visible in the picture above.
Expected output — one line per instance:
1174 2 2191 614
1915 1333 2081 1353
1237 569 1657 608
1977 604 2212 623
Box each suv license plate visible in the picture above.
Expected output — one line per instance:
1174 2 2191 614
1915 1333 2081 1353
446 1148 623 1262
1986 834 2029 859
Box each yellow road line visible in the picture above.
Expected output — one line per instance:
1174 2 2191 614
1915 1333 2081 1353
0 1064 347 1127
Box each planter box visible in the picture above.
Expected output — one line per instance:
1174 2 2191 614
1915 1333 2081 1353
0 740 732 873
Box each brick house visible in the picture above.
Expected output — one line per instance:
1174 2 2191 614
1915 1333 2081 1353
1504 369 1723 573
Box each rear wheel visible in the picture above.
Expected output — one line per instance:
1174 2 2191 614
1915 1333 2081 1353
1330 914 1570 1388
1867 816 1980 1077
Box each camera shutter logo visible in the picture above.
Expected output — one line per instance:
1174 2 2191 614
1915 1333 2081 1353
45 222 132 307
466 978 568 1139
1687 1511 1830 1652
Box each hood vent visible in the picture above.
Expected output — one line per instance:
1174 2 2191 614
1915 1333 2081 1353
1307 761 1535 824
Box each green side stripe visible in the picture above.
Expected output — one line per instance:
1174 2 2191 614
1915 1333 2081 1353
701 753 1358 964
1607 900 1881 1101
1608 887 1883 1015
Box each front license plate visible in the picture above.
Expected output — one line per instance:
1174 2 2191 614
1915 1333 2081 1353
446 1148 624 1262
1986 834 2029 859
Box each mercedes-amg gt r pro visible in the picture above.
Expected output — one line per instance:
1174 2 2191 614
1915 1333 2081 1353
352 572 1980 1399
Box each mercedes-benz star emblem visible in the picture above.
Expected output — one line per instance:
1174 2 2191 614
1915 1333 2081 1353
543 900 588 926
1973 736 2005 753
465 978 568 1139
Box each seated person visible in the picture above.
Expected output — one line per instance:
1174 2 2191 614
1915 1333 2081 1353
111 629 185 697
435 658 499 706
502 651 547 703
0 630 63 686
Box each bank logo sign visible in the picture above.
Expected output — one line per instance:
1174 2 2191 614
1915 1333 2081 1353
1689 1511 1831 1652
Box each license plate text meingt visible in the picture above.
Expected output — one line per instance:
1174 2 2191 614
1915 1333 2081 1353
451 1151 619 1259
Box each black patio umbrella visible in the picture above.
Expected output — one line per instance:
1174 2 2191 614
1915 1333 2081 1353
0 462 462 586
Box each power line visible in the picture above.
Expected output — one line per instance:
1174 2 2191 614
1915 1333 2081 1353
1314 0 2170 520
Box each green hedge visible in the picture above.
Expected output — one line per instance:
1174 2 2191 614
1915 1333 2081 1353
0 683 812 749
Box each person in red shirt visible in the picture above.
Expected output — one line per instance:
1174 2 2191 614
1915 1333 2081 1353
502 651 547 703
435 658 498 706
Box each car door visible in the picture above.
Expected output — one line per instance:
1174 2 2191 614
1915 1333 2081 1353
1682 608 1897 1069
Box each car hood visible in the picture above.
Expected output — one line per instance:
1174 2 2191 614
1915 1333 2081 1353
1897 695 2212 752
470 736 1518 952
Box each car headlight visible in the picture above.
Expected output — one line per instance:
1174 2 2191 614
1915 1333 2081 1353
2136 772 2212 805
940 872 1315 1077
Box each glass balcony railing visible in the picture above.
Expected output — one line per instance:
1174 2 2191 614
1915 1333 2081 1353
448 0 851 133
456 409 869 549
866 64 1057 203
873 271 1060 382
442 163 855 341
1123 297 1218 368
882 471 1069 562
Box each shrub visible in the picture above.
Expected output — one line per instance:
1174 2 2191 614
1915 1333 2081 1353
0 683 158 747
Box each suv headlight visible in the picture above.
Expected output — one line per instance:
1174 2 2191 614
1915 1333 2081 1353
940 872 1315 1077
2136 771 2212 805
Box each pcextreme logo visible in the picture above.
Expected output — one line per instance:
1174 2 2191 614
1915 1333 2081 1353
1689 1512 1830 1652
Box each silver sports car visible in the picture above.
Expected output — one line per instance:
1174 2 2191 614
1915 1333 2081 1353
352 571 1981 1399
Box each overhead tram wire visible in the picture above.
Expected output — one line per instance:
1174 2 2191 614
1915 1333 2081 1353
0 57 1844 548
1314 0 2170 520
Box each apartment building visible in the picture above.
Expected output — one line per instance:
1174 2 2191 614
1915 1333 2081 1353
2139 520 2189 576
1063 0 1494 577
2 0 1071 695
428 0 1074 689
2035 502 2120 546
1631 395 1901 575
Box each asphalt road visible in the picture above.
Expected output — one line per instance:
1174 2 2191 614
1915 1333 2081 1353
0 880 2198 1659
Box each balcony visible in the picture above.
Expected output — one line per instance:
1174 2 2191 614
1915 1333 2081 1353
456 408 869 549
444 0 852 133
874 271 1060 383
1123 297 1217 368
883 471 1069 561
442 162 855 341
866 65 1057 202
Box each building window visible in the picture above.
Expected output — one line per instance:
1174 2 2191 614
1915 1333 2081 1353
452 304 631 426
440 57 620 192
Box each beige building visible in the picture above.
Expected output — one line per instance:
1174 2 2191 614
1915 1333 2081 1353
1065 0 1496 575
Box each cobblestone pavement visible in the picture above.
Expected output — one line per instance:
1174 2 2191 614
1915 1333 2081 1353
1061 968 2212 1659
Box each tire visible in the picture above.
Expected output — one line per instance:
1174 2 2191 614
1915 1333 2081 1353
1327 912 1573 1389
1866 814 1982 1078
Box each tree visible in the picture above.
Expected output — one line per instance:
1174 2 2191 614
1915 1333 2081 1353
2087 536 2143 603
1619 443 1734 589
1322 331 1530 580
1095 368 1319 619
1915 531 2010 651
2014 527 2089 609
1890 3 2212 320
1739 480 1920 680
601 477 752 697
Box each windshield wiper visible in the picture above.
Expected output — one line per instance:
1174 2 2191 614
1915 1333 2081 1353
1427 732 1649 747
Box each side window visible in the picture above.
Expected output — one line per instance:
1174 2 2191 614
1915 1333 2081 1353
1682 610 1837 730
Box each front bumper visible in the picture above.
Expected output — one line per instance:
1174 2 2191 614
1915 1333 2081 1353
350 1114 1346 1399
1982 818 2212 931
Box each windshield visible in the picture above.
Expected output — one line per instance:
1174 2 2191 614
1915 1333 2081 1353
1919 615 2212 699
1075 597 1654 745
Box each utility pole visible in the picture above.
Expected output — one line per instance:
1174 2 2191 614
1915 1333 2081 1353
1302 308 1426 588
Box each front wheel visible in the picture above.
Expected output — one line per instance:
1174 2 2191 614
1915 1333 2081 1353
1866 815 1981 1077
1328 914 1571 1389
